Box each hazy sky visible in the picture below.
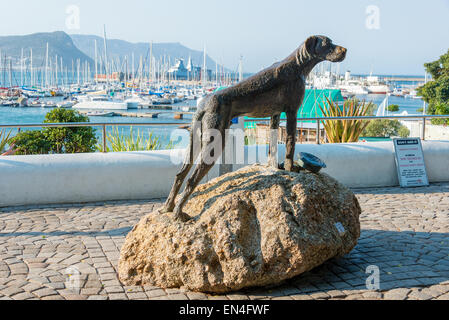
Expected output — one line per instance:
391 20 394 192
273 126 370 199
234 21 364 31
0 0 448 75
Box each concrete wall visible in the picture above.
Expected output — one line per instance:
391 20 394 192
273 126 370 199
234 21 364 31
0 150 219 207
236 141 449 188
1 141 449 207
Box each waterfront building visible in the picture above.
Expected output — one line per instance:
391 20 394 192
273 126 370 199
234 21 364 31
168 58 212 82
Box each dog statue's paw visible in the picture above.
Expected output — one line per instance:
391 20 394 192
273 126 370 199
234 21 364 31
278 162 303 173
156 207 170 215
173 211 192 223
291 164 304 173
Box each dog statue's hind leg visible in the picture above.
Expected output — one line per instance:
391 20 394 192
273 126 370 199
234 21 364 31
161 112 204 213
173 160 216 222
172 110 231 221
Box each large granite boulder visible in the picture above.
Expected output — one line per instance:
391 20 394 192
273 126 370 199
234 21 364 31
118 164 361 293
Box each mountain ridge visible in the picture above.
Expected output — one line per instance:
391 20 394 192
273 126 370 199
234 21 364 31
0 31 228 73
70 34 223 71
0 31 93 69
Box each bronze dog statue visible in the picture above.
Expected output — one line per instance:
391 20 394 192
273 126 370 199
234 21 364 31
162 35 347 221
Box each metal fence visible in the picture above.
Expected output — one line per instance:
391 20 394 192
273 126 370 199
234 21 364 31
0 122 185 153
1 115 448 152
245 115 449 144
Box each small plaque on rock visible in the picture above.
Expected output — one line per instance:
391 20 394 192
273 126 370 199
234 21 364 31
335 222 346 235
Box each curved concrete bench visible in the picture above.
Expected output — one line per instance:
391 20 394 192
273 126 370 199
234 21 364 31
247 141 449 188
1 141 448 207
0 151 185 207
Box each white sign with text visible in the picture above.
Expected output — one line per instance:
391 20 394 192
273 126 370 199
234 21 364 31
393 138 429 187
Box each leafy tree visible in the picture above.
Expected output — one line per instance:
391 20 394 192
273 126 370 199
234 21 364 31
398 126 411 138
417 49 449 124
43 109 97 153
13 131 52 155
362 119 410 138
387 104 400 112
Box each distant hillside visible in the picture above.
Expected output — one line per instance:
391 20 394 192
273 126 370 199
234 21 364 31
71 34 224 71
0 31 93 69
0 31 229 74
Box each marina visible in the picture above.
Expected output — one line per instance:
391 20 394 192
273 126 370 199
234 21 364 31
0 0 448 305
0 28 428 140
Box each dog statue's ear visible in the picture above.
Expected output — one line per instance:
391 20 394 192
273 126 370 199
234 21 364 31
305 36 318 55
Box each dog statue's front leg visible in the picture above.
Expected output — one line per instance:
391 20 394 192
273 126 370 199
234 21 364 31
285 111 298 172
268 114 280 169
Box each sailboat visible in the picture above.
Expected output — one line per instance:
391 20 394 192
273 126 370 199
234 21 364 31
74 26 134 110
375 96 388 117
422 72 427 115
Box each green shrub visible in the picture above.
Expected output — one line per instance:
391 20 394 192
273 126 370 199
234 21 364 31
13 131 52 155
362 119 410 138
43 109 97 153
387 104 400 112
319 97 373 143
97 126 175 152
0 129 13 154
398 126 411 138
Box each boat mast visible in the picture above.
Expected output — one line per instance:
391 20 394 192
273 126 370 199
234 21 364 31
132 53 135 85
94 39 98 84
20 48 24 87
8 57 12 88
9 57 12 88
45 43 49 88
30 48 33 87
125 55 128 87
139 55 143 90
149 41 153 85
238 55 243 83
103 25 109 88
41 55 44 89
55 55 59 88
77 59 80 85
167 56 172 85
60 57 63 88
215 61 218 86
202 44 207 86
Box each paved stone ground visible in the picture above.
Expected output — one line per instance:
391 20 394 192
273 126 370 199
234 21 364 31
1 183 449 300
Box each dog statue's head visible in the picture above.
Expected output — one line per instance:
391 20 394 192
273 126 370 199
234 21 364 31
304 35 347 63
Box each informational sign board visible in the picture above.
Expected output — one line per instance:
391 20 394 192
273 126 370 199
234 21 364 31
393 138 429 187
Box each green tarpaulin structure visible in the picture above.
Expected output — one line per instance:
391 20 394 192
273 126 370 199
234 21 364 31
244 89 344 128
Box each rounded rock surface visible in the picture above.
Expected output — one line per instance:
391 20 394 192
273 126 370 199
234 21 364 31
118 164 361 293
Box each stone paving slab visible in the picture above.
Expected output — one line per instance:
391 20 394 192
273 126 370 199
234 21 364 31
1 183 449 300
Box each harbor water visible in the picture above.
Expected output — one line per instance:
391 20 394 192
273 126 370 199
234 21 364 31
1 93 425 149
0 99 195 149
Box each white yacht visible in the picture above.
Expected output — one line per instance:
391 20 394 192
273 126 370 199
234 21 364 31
73 95 132 110
365 75 392 94
57 100 76 109
339 82 369 95
405 89 422 100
